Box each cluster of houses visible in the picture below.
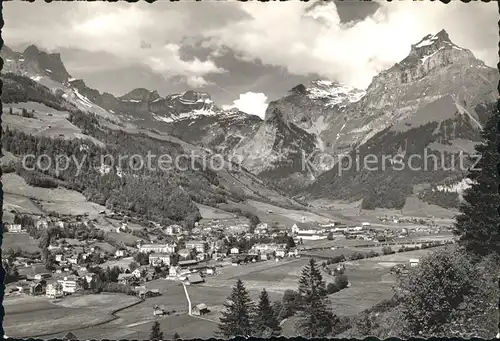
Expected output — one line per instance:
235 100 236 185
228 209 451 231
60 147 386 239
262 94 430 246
290 220 372 241
10 273 82 299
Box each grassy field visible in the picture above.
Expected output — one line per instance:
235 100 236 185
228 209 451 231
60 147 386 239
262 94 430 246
202 258 311 293
105 231 145 246
3 102 104 147
3 232 41 253
100 257 135 270
323 247 441 316
3 193 44 215
218 199 334 229
3 294 141 338
3 173 109 219
35 278 280 340
196 203 236 220
308 195 457 223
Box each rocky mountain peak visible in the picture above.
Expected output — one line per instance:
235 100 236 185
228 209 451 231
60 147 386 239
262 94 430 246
120 88 161 102
290 84 308 95
69 78 87 89
0 45 21 59
401 29 473 68
21 44 71 83
180 90 212 104
23 44 40 57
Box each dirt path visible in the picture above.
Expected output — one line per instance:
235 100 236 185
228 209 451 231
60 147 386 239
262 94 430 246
182 282 218 324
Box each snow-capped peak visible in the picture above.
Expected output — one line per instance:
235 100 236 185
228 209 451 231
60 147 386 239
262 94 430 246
413 29 451 49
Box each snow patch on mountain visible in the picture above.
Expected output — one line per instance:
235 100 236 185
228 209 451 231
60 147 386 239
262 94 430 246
307 80 365 107
415 34 439 48
421 47 444 64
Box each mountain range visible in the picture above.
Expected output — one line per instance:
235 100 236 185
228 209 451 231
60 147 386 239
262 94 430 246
2 29 498 211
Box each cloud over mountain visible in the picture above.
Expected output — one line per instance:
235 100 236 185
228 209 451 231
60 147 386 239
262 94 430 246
4 1 496 98
222 92 269 119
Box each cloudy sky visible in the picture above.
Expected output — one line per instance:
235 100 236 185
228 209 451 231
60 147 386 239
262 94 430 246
4 1 497 118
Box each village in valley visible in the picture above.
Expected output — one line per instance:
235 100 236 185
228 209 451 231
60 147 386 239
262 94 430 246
3 201 455 339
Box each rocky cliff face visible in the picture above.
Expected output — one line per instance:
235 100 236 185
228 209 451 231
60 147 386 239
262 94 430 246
21 45 72 84
201 30 497 200
302 30 498 208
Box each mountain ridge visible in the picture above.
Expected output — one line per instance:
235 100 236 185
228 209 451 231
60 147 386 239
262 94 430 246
2 28 497 210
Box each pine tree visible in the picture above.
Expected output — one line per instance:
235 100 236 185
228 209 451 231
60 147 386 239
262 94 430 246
454 104 500 257
218 279 255 338
254 289 281 337
298 258 327 297
173 332 180 340
295 258 336 337
149 321 164 341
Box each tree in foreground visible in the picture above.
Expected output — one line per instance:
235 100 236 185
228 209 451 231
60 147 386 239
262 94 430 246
149 321 164 341
396 246 499 338
454 104 500 257
172 332 180 340
253 289 281 337
295 258 336 337
218 279 255 338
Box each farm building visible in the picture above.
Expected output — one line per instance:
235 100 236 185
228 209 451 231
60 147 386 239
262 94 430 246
230 247 240 254
136 287 161 299
34 273 52 280
185 273 204 285
15 282 31 294
153 305 166 316
192 303 209 316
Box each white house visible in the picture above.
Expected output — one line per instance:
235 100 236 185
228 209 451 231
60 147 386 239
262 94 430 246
275 248 287 258
169 266 181 277
254 223 268 235
115 249 127 258
132 268 143 278
186 240 207 254
7 224 23 233
46 282 64 298
409 259 420 267
55 254 64 262
57 276 79 294
36 219 49 229
149 253 172 266
85 274 96 284
230 247 240 254
165 224 182 236
139 244 176 254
